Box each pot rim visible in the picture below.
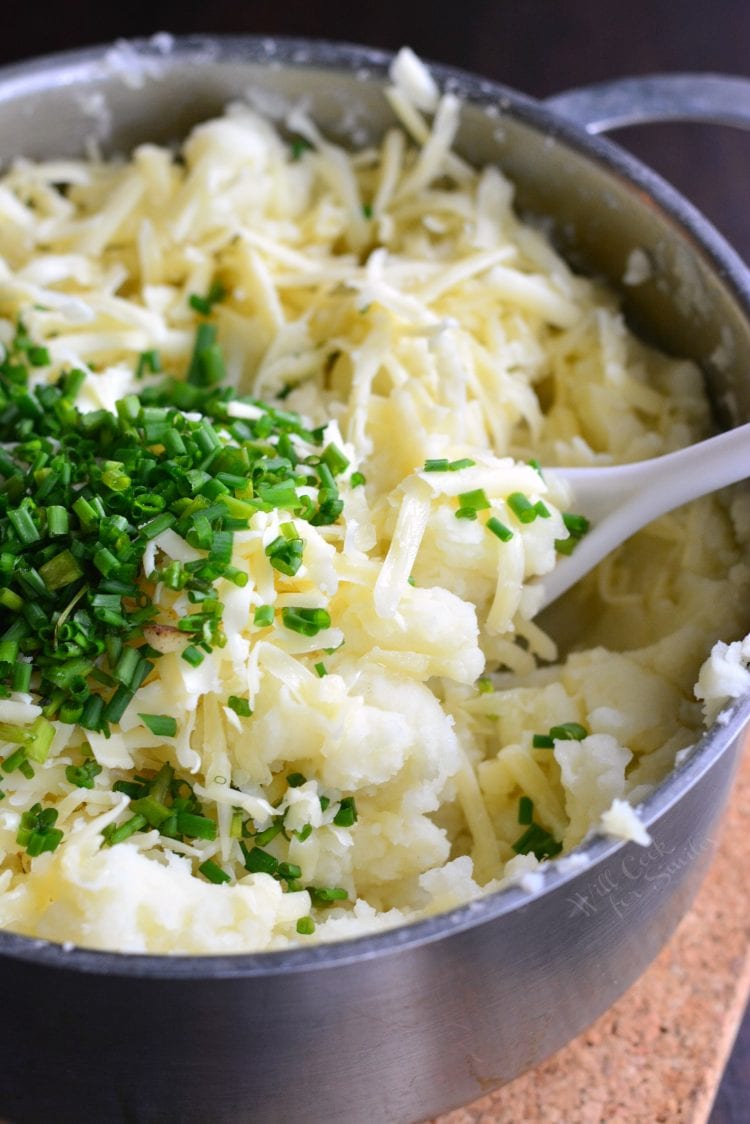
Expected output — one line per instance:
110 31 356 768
1 32 749 978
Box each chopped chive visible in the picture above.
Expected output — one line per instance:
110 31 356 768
241 844 278 875
25 717 55 763
136 349 162 379
555 537 577 556
39 550 84 591
549 722 588 741
308 885 348 904
457 489 490 512
287 772 306 788
512 822 563 860
103 814 148 846
114 647 141 688
130 795 172 828
138 713 177 737
140 513 176 540
486 517 513 542
253 604 274 627
296 916 315 935
314 662 327 678
563 512 590 536
16 802 63 855
113 780 145 800
2 746 28 774
532 733 555 749
189 280 226 316
27 346 51 367
227 695 252 717
65 759 102 790
281 606 331 637
46 506 69 537
8 508 40 545
11 661 32 692
0 589 23 613
265 534 304 577
176 812 217 840
557 511 590 555
507 492 538 523
103 685 133 724
518 796 534 825
332 796 357 828
320 443 349 476
199 859 231 884
254 821 284 847
79 695 104 731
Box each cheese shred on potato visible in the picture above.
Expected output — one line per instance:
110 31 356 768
0 49 748 953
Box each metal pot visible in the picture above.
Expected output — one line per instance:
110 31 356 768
1 36 749 1124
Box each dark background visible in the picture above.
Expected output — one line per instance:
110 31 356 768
1 2 748 1119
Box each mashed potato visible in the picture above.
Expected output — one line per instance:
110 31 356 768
0 49 748 953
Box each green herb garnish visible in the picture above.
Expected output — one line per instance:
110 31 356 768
281 606 331 637
556 511 591 555
16 802 64 856
486 517 513 542
518 796 534 825
0 322 342 736
507 492 538 523
333 796 358 828
65 758 102 790
549 722 588 741
533 722 588 748
138 713 177 737
227 696 252 717
512 822 562 861
199 859 231 885
188 280 227 316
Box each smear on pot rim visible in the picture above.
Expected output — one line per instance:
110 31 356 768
0 49 748 954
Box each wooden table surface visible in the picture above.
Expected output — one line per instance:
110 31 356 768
1 3 749 1120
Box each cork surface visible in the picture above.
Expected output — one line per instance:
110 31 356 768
434 742 750 1124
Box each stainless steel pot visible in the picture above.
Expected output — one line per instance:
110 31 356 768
1 36 750 1124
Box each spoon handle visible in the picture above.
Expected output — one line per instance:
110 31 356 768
540 421 750 608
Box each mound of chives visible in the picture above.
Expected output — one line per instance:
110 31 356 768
0 316 345 734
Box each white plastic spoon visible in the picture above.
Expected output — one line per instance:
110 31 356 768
538 421 750 609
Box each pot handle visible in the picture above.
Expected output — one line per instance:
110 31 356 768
544 73 750 134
